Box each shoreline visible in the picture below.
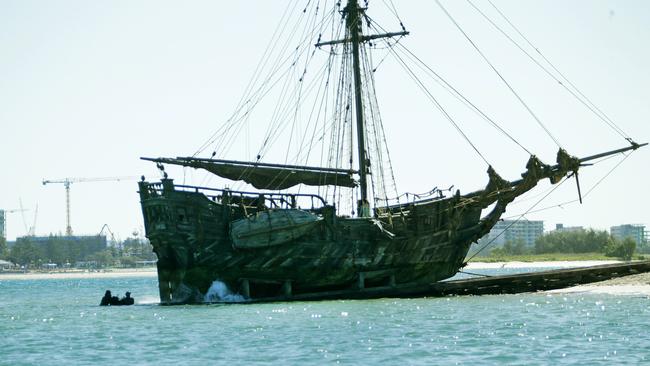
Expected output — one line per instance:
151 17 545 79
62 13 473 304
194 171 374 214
0 267 158 280
2 261 647 296
0 260 623 281
465 260 621 270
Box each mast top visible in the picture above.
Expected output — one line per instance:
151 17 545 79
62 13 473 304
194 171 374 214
315 0 409 48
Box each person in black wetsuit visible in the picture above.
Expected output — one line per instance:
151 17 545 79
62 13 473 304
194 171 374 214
110 294 121 305
100 290 112 306
100 290 135 306
120 292 135 305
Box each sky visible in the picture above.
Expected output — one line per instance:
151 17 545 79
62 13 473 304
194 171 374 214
1 0 648 241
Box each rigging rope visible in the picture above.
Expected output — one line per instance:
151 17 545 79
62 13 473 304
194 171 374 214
485 0 632 142
469 151 634 262
466 174 572 261
501 152 633 220
195 6 338 161
393 43 533 156
435 0 563 149
366 58 401 208
390 47 491 166
192 1 301 158
364 12 532 156
458 270 492 278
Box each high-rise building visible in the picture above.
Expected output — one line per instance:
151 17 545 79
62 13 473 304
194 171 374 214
611 224 647 245
479 220 544 247
553 223 583 232
0 210 6 239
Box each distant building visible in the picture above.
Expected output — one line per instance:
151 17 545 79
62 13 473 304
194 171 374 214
479 220 544 247
0 210 5 239
0 259 15 270
611 224 646 245
553 223 584 233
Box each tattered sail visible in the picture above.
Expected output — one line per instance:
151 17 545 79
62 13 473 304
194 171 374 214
142 157 357 190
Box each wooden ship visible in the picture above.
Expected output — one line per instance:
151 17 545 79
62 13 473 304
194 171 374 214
138 0 645 304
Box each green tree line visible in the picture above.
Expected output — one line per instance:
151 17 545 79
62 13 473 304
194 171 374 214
491 229 638 260
0 235 156 268
0 236 8 259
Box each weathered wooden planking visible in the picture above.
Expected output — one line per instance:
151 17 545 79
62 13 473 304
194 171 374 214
237 261 650 303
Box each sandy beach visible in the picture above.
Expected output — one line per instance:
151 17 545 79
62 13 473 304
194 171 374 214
550 272 650 296
465 260 621 269
0 260 625 280
0 267 158 280
2 261 649 296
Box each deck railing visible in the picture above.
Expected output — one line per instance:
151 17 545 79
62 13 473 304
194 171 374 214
142 180 328 211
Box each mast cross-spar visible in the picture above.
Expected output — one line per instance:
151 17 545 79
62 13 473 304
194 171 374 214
316 0 409 217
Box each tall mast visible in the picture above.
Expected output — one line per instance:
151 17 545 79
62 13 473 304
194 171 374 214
346 0 370 217
313 0 408 216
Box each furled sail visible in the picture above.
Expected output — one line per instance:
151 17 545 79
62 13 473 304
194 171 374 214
142 157 358 190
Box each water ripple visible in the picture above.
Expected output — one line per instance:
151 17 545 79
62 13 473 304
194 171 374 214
1 276 650 364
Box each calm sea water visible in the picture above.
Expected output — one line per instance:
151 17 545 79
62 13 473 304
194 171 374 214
1 269 649 365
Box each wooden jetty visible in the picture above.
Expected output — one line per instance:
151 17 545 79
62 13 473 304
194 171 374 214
235 261 650 303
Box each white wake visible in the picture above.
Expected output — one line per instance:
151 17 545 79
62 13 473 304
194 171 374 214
203 280 246 303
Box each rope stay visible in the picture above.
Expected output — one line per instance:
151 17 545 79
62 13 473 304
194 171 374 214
501 151 633 220
361 18 405 209
455 149 633 263
466 174 572 261
191 0 535 196
195 4 339 161
176 0 642 221
458 270 492 278
366 12 534 158
484 0 632 143
390 45 492 167
193 1 303 158
435 0 563 149
392 43 532 156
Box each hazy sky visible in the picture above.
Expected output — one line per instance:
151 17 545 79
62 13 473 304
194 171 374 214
1 0 648 241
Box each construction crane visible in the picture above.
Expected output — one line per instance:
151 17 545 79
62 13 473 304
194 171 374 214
1 208 29 214
99 223 118 246
42 176 138 236
18 198 38 236
26 205 38 236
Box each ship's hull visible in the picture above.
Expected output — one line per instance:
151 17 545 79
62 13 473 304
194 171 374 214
139 179 495 304
140 145 614 304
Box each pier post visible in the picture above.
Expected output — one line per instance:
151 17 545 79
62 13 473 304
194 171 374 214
389 274 396 287
240 279 250 298
357 272 365 289
282 280 292 297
